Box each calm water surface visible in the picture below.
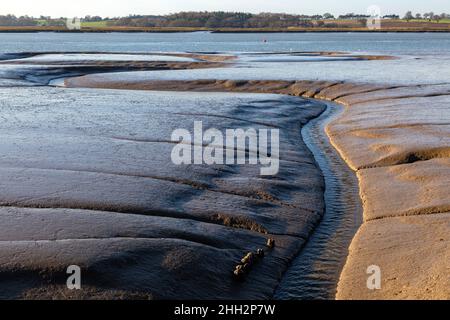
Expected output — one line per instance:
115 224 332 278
1 32 450 55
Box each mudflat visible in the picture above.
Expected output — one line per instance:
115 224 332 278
0 86 325 299
67 68 450 299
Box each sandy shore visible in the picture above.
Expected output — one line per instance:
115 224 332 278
66 75 450 299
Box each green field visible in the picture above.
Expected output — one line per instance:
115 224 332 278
81 20 111 28
36 19 65 26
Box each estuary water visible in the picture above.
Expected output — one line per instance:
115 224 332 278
1 32 450 84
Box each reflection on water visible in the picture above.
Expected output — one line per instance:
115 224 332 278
9 53 197 63
275 102 363 300
237 54 359 63
67 53 450 85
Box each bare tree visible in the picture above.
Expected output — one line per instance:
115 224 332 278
403 11 414 21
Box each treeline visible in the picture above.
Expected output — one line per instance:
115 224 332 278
110 12 332 28
403 11 450 22
0 15 37 26
0 15 66 26
99 11 450 28
1 11 449 28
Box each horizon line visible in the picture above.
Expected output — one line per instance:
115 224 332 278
0 10 441 19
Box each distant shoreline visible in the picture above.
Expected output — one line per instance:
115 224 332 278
1 27 450 33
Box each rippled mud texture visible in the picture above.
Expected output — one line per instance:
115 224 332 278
68 73 450 299
0 87 326 299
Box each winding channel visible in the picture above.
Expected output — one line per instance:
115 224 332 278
275 101 363 300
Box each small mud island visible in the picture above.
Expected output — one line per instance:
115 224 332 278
0 51 448 299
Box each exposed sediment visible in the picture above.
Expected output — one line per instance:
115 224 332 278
0 52 235 86
66 74 450 299
0 87 326 299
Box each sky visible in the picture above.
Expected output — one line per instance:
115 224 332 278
1 0 449 18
